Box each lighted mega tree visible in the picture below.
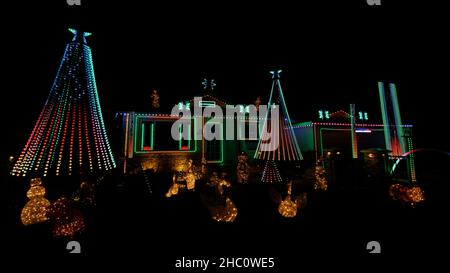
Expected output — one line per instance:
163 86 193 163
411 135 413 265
255 70 303 183
11 29 116 177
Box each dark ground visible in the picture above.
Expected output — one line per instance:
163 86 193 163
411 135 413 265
1 154 449 270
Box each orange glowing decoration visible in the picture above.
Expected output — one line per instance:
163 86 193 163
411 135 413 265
278 182 297 218
389 183 425 207
185 160 196 190
278 182 307 218
313 165 328 191
48 197 85 238
204 172 238 223
211 197 238 223
278 195 298 218
406 186 425 203
165 174 182 198
21 178 51 225
151 89 160 109
165 159 201 197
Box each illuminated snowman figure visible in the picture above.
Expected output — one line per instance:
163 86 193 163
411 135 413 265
21 178 51 225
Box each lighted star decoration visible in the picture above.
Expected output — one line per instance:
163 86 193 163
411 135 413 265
202 78 216 90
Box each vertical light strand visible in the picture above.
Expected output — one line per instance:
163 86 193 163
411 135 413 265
350 104 358 159
85 45 115 170
56 99 71 176
40 46 76 174
24 44 73 175
83 101 93 171
141 123 145 151
150 122 154 151
78 98 83 170
123 113 129 174
46 50 76 175
26 88 58 174
280 115 289 160
12 104 46 175
86 47 101 171
378 82 392 152
178 124 182 150
37 100 59 175
44 84 66 176
284 115 295 161
69 99 77 175
277 78 302 160
88 46 114 169
389 83 406 155
15 44 71 175
407 137 417 182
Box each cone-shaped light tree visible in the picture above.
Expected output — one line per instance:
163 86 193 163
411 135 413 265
11 29 116 177
255 70 302 182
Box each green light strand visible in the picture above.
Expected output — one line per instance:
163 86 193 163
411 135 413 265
378 82 391 151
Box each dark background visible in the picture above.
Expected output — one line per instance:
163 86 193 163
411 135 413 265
1 0 449 267
1 0 449 158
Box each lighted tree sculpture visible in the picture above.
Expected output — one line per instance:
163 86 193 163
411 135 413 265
21 178 51 225
261 159 283 183
255 70 303 183
11 28 116 177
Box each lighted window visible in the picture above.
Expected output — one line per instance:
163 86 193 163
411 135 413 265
179 124 191 151
136 121 154 152
135 117 196 153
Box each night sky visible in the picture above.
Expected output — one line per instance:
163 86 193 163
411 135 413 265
2 1 449 161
